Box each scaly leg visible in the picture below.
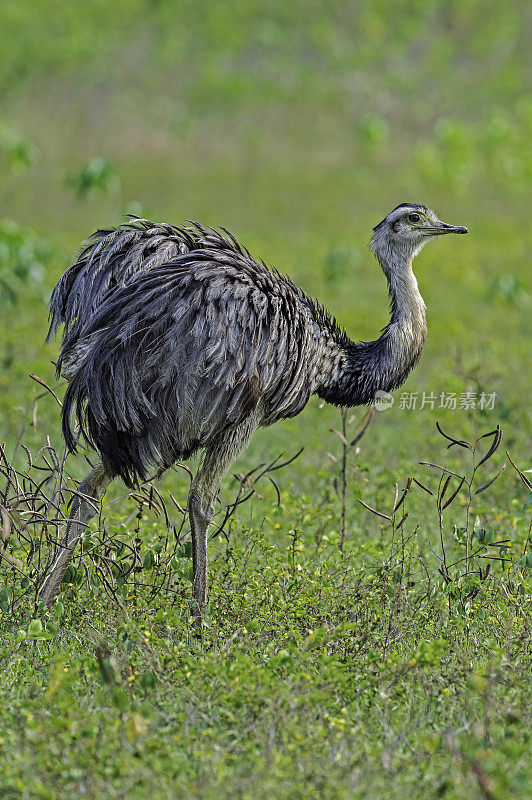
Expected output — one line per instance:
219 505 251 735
188 418 259 629
40 462 111 607
188 486 214 618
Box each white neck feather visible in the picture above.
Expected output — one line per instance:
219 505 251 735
371 234 427 330
316 233 428 408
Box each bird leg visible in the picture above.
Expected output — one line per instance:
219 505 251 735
188 485 216 622
40 462 111 607
188 420 258 629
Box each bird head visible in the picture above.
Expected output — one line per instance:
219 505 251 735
370 203 468 265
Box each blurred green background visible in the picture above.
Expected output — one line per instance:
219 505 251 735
0 0 531 482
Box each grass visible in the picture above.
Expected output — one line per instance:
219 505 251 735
1 436 531 799
1 1 531 797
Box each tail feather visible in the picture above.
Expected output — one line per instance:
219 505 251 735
61 365 154 487
47 218 196 360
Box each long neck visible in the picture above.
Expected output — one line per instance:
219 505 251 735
317 240 427 407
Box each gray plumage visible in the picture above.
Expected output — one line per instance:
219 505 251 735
41 206 467 622
52 220 328 485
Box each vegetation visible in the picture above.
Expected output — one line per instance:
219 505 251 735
0 1 531 798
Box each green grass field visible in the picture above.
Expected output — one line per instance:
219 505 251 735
1 2 531 798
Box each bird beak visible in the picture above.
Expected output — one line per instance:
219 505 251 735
422 221 468 235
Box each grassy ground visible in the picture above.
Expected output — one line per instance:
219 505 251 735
1 2 531 798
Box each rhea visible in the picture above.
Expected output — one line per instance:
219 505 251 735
41 204 467 619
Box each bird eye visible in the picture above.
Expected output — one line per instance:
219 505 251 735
408 213 421 223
